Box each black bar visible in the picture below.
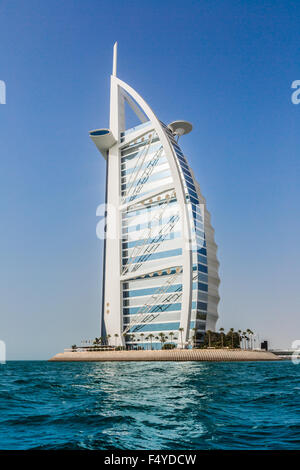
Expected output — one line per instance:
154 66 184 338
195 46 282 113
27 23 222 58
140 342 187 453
0 449 298 463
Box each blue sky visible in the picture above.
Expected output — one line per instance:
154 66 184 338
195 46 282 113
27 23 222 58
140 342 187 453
0 0 299 359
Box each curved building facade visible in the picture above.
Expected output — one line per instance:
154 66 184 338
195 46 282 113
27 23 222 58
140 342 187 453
90 44 220 349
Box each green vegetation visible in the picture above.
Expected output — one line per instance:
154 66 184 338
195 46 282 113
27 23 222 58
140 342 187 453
148 333 154 350
178 327 184 348
76 327 255 352
162 343 176 350
219 327 225 347
200 330 241 349
158 332 167 348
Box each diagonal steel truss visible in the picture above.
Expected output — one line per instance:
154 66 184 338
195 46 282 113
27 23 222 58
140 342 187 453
123 270 202 336
128 146 163 202
122 268 182 336
122 134 164 204
122 191 177 275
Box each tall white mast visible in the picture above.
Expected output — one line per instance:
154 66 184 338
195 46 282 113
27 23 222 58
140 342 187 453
112 41 117 77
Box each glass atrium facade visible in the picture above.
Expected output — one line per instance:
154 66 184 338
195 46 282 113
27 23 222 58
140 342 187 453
120 123 209 349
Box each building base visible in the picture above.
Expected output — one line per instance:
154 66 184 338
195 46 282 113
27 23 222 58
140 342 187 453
49 349 280 362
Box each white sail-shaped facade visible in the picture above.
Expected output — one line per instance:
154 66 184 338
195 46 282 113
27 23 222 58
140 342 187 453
90 44 220 349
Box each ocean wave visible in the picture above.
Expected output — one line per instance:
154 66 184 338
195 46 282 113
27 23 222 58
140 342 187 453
0 361 299 450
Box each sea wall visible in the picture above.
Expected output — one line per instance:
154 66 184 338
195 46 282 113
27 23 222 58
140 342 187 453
49 349 279 362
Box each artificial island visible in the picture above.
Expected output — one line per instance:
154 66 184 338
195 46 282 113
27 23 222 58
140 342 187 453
50 44 278 362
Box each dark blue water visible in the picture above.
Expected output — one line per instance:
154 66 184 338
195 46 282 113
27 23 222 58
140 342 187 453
0 361 299 449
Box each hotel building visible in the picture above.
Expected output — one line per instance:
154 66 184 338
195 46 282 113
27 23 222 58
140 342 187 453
90 44 220 349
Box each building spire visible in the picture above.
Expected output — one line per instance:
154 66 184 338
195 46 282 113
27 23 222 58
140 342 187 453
112 42 117 77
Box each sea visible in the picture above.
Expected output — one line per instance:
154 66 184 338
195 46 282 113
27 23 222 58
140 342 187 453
0 361 299 450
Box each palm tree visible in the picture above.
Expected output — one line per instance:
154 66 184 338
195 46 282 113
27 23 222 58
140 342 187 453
219 328 225 348
242 331 247 349
247 329 254 349
246 329 250 349
121 332 127 349
250 330 255 349
158 332 165 349
179 327 184 349
107 334 111 346
94 337 102 350
169 331 174 345
140 333 145 349
206 330 212 348
229 328 235 348
71 344 77 351
247 330 253 349
148 333 154 350
192 327 197 348
238 330 242 348
114 333 119 347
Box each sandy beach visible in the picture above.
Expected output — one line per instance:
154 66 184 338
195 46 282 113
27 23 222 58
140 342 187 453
49 348 279 362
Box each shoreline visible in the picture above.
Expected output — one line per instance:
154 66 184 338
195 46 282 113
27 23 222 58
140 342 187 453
49 348 280 362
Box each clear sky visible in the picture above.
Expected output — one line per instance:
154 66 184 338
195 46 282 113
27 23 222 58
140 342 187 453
0 0 299 359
